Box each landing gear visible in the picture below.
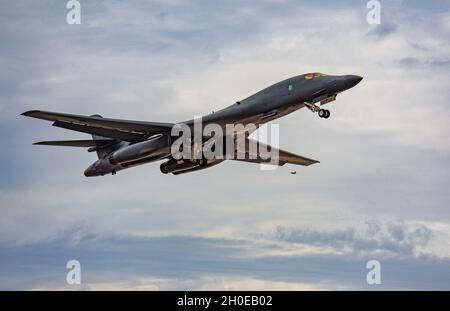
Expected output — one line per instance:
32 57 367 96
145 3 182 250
318 109 330 119
304 102 331 119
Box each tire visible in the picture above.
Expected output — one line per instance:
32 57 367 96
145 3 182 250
318 109 325 118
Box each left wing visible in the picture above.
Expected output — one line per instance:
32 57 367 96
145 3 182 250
21 110 174 142
33 139 114 147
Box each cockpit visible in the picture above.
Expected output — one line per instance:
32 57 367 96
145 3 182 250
305 72 328 80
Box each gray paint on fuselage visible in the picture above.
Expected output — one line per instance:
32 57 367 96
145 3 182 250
184 73 360 132
113 73 362 176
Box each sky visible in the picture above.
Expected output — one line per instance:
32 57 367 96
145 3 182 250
0 0 450 290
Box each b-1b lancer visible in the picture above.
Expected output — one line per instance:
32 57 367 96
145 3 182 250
21 73 362 176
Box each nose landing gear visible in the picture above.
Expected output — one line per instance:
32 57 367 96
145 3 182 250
318 109 330 119
304 102 331 119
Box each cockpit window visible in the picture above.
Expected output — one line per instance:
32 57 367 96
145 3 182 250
305 72 328 80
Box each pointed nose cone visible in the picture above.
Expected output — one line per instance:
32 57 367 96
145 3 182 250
344 75 363 88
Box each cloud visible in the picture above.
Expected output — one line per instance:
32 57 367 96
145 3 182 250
396 57 450 67
271 221 433 257
1 225 449 290
366 22 397 39
1 0 450 290
32 277 322 291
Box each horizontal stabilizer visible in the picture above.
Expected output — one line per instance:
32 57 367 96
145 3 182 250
33 139 114 147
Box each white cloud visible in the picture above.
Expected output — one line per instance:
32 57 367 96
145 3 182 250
1 0 450 290
32 276 326 291
3 226 449 291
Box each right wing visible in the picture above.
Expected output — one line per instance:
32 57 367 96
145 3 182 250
233 138 319 166
21 110 175 142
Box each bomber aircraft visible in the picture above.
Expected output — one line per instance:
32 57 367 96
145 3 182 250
21 73 362 176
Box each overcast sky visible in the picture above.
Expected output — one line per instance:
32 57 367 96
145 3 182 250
1 0 450 290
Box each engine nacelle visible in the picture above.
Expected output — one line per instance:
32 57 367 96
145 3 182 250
109 134 170 165
160 159 200 174
160 158 223 175
84 158 122 177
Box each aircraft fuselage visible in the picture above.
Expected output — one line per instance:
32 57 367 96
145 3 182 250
22 73 362 177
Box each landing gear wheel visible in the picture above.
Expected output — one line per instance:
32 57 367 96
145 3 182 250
318 109 330 118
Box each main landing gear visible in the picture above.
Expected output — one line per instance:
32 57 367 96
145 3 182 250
318 109 330 119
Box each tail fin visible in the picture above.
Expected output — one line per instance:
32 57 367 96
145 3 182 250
90 114 121 159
